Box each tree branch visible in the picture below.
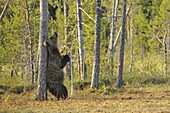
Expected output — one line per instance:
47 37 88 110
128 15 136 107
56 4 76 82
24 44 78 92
114 2 132 48
0 0 10 21
79 7 96 23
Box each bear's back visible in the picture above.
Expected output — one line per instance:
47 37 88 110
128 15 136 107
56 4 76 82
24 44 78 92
47 46 64 84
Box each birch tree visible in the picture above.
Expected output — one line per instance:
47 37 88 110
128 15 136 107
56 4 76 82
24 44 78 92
163 31 168 75
36 0 48 101
70 49 74 96
129 1 134 73
108 0 117 76
116 0 126 88
24 0 35 85
91 0 101 88
108 0 119 57
77 0 86 82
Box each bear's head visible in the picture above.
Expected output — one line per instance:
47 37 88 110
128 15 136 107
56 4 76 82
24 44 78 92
44 32 58 48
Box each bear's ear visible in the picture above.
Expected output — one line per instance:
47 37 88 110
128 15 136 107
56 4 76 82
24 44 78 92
54 32 58 38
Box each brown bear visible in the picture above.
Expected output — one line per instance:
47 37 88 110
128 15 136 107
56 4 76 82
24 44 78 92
44 32 70 101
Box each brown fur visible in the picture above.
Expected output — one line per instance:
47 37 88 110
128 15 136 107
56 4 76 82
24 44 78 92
44 32 69 100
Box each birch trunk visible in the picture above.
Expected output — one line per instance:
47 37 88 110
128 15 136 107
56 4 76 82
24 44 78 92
77 0 86 82
70 50 74 96
24 0 35 85
108 0 116 76
37 0 48 101
116 0 126 88
108 0 119 55
163 31 167 75
129 1 134 73
91 0 101 88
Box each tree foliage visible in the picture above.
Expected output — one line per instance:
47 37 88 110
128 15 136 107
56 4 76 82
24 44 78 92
0 0 170 88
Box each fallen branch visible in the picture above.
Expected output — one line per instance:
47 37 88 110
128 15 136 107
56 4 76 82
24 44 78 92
0 0 10 21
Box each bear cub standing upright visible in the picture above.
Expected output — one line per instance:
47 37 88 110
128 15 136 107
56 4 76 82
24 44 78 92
44 32 70 100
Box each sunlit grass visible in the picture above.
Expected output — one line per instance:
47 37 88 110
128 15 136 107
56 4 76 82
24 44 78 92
0 51 170 112
0 84 170 113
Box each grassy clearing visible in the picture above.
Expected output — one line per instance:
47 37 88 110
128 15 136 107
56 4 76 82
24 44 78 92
0 84 170 113
0 54 170 112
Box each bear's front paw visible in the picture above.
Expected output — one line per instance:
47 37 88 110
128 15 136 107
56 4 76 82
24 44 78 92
60 55 70 69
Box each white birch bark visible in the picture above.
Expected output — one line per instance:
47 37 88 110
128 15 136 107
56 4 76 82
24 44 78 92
163 31 167 75
24 0 35 85
108 0 116 76
77 0 86 82
70 50 74 96
37 0 48 101
129 1 134 73
108 0 119 57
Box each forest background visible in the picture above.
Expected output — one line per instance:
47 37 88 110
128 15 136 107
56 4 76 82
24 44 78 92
0 0 170 107
0 0 170 112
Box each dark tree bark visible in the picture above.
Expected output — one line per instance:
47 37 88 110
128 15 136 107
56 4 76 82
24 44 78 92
116 0 126 88
91 0 101 88
113 3 132 49
63 0 71 79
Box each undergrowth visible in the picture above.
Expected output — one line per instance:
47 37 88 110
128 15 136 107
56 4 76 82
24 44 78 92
0 53 170 94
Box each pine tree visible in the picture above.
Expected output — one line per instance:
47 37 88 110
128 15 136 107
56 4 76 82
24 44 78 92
91 0 101 88
116 0 126 88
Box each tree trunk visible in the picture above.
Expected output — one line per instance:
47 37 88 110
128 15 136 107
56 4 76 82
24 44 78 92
36 0 48 101
163 31 167 75
116 0 126 88
108 0 119 56
108 0 116 76
113 3 132 49
77 0 86 82
24 0 35 85
91 0 101 88
70 50 74 96
129 1 134 73
168 24 170 50
63 0 71 79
